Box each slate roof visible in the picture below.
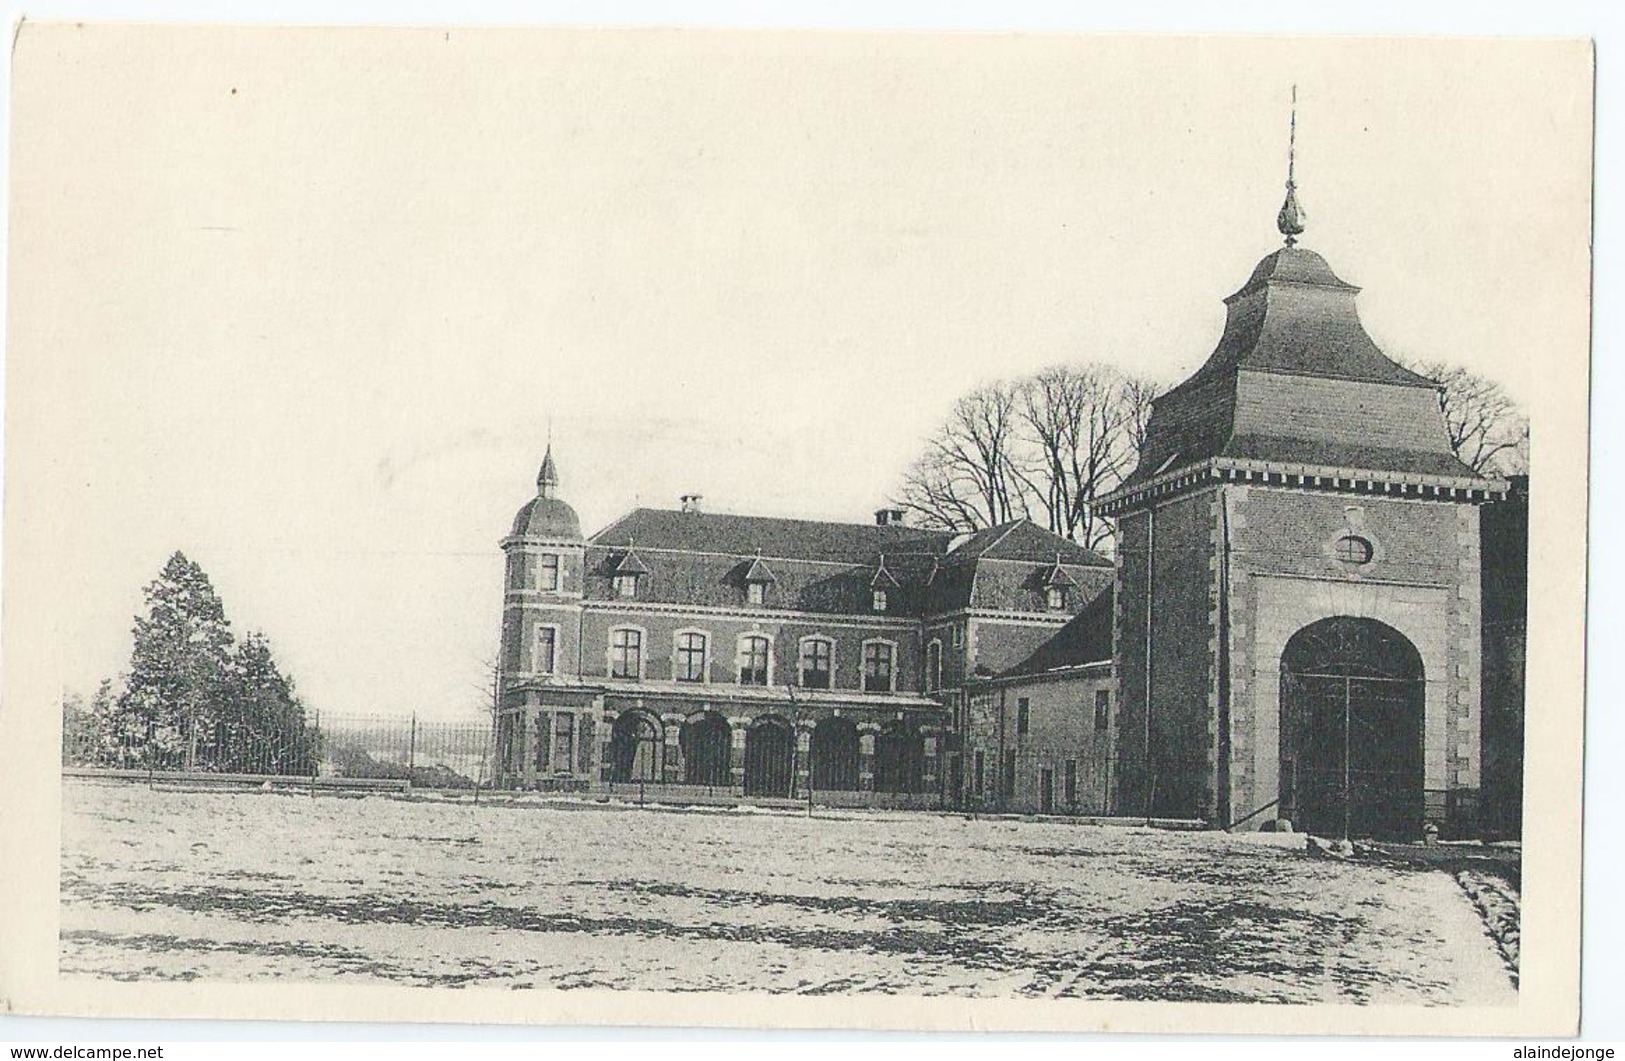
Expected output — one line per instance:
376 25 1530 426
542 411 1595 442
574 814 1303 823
592 508 951 564
942 520 1111 566
1121 244 1485 491
511 496 583 539
584 509 1111 618
992 584 1116 680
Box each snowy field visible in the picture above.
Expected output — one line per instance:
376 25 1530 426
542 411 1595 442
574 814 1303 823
60 779 1515 1002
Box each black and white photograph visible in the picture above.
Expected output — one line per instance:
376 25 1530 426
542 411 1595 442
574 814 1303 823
0 23 1593 1038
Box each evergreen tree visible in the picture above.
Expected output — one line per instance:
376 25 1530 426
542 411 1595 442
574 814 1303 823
61 678 122 767
115 552 236 770
226 632 316 775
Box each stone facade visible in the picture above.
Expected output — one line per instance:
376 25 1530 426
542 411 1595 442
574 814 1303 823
1099 239 1506 839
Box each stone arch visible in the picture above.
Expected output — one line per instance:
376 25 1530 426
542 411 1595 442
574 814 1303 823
810 716 860 791
608 709 663 783
679 711 731 787
1279 615 1426 840
875 717 925 794
744 715 795 798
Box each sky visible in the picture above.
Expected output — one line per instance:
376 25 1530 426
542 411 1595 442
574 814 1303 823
4 27 1591 723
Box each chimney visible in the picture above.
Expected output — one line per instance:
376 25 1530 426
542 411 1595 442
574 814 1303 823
680 493 703 513
875 507 906 526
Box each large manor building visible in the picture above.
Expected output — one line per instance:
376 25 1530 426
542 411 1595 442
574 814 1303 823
491 180 1525 841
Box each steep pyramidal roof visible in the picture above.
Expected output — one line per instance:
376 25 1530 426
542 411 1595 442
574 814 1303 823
1118 242 1483 492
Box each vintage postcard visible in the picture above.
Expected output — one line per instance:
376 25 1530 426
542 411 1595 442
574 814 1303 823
0 25 1592 1036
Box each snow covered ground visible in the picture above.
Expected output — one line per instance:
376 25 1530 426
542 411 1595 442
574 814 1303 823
59 779 1515 1002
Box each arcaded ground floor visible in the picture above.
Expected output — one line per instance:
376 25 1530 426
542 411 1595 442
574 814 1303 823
60 779 1515 1002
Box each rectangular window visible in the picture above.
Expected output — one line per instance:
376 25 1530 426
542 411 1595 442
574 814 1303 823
926 641 942 692
1094 689 1110 732
507 552 533 590
800 639 832 689
862 642 894 692
534 712 548 773
1016 697 1030 736
973 750 985 795
538 553 561 592
610 628 642 679
612 573 638 599
747 582 766 606
1064 759 1078 805
1040 768 1055 814
871 588 888 613
535 627 557 675
553 712 574 773
952 625 964 648
577 715 595 774
1002 749 1016 802
1046 586 1066 611
675 632 707 683
738 636 770 685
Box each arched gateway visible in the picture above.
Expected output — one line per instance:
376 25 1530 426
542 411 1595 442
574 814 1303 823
679 712 731 787
609 711 662 783
811 717 860 790
1279 616 1425 840
744 716 795 797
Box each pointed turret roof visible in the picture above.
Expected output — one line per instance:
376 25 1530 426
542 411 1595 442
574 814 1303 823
510 442 582 540
538 444 560 496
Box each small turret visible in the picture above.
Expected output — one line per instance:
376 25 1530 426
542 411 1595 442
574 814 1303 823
512 443 581 540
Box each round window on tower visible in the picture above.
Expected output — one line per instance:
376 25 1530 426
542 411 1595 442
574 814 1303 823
1334 534 1374 566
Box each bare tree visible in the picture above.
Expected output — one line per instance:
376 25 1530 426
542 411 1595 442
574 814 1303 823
1015 365 1151 551
1405 359 1529 476
896 367 1162 547
897 381 1031 532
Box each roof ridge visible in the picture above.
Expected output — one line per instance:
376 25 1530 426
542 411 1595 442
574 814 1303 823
623 505 950 535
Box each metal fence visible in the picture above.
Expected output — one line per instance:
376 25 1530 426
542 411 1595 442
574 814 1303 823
63 708 495 790
320 714 494 789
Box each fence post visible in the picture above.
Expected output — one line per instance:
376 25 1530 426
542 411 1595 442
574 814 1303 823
311 709 320 798
409 713 418 782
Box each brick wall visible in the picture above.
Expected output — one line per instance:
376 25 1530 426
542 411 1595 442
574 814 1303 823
576 607 921 693
961 672 1115 814
1112 493 1220 820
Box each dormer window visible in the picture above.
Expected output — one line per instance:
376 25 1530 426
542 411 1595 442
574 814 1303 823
742 555 776 608
609 547 650 599
1041 554 1076 612
870 553 899 614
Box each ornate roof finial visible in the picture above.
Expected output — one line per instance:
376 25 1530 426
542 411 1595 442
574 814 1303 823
1276 84 1306 246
